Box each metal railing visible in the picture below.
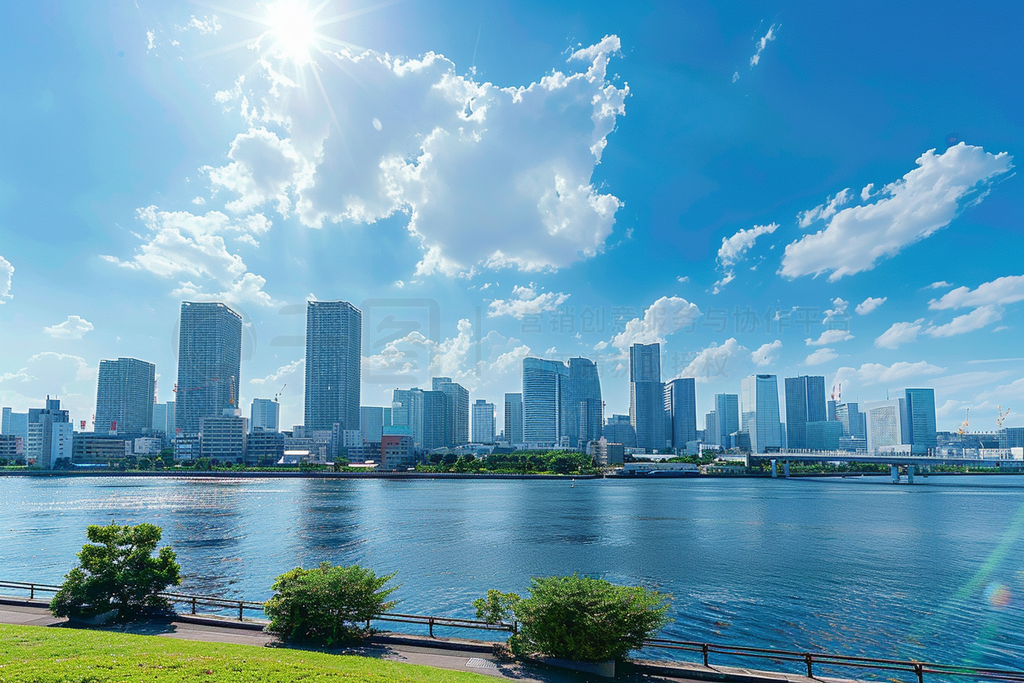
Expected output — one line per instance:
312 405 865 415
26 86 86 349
2 580 1022 682
0 581 514 636
640 638 1024 683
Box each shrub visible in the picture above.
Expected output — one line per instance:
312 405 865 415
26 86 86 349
510 574 669 662
264 563 398 647
50 522 181 622
473 590 520 624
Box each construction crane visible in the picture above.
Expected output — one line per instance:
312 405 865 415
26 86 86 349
997 405 1010 429
957 408 970 436
274 384 287 403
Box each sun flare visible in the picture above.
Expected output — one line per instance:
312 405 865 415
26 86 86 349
264 0 319 64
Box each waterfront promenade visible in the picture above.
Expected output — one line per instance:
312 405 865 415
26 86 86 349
0 597 877 683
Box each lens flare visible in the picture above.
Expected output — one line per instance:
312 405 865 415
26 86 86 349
265 0 318 64
983 582 1011 609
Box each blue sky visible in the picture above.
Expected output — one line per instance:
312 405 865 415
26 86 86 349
0 0 1022 433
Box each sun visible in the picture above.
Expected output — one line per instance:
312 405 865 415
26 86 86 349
264 0 319 64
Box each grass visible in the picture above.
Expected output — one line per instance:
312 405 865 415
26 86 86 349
0 624 496 683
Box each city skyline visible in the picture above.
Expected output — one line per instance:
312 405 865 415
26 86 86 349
0 2 1021 436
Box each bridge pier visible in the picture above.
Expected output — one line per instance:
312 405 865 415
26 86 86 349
907 465 915 484
891 465 899 484
783 461 790 478
771 459 777 478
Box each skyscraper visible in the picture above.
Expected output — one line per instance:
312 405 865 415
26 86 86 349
250 398 280 432
176 302 242 436
95 357 156 435
305 300 361 432
359 406 392 444
904 388 937 454
714 393 739 446
421 390 453 450
504 393 523 444
629 343 667 451
522 357 568 446
151 401 175 436
567 357 602 447
864 399 906 453
705 410 718 446
472 399 495 444
664 378 697 448
392 387 452 449
784 375 827 450
392 388 425 447
741 374 782 453
835 402 866 439
603 414 637 448
432 377 469 445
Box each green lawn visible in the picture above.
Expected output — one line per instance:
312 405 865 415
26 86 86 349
0 624 496 683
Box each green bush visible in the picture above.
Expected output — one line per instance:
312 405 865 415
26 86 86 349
510 574 669 662
473 590 520 624
50 522 181 622
264 563 398 647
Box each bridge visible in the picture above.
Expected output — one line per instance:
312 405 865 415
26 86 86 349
747 450 1023 483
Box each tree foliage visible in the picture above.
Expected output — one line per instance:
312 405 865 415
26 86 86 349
264 563 399 647
510 574 669 662
473 589 520 624
50 522 181 622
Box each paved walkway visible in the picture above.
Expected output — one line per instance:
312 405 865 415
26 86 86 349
0 599 848 683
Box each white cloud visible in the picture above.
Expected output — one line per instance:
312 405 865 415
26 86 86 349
677 338 746 383
805 348 838 366
927 280 953 290
751 340 782 367
860 184 875 201
213 35 629 276
855 296 886 315
749 24 779 67
0 352 97 424
43 315 95 340
925 304 1003 338
731 71 740 83
361 318 529 395
928 274 1024 310
805 298 853 345
806 329 853 346
797 188 851 228
600 296 702 354
250 358 304 385
105 206 276 306
0 255 12 303
487 284 570 319
677 275 689 283
206 127 310 215
875 320 924 349
146 30 156 52
837 360 945 386
714 223 778 292
187 15 221 34
781 144 1013 281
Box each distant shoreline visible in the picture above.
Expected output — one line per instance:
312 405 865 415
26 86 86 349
0 470 599 480
0 469 1018 480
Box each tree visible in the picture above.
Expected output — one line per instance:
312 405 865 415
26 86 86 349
473 590 520 624
510 574 669 662
50 523 181 622
264 563 399 647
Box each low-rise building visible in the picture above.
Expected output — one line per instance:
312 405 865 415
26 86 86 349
200 415 247 463
381 434 415 470
72 433 131 466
